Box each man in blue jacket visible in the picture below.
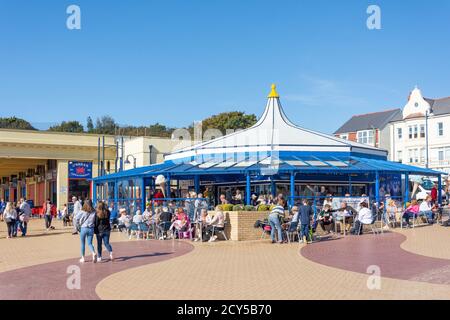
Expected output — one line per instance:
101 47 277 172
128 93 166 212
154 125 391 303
299 199 313 244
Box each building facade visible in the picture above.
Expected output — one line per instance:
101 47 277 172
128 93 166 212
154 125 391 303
0 129 178 210
336 86 450 175
334 109 402 152
389 87 450 174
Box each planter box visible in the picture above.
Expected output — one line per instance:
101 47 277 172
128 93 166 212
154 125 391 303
209 210 271 241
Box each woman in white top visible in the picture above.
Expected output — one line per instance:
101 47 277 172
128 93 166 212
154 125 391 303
4 202 17 238
350 201 373 235
206 208 225 242
77 200 97 263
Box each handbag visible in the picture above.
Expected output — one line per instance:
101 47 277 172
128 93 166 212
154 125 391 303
5 217 12 223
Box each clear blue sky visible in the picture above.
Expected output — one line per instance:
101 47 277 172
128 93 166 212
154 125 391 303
1 0 449 133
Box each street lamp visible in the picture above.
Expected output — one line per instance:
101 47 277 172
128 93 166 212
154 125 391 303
124 154 137 169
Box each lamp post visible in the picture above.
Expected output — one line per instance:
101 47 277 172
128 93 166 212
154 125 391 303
124 154 137 169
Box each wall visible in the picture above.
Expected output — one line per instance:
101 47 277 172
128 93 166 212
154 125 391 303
123 136 182 170
210 210 271 241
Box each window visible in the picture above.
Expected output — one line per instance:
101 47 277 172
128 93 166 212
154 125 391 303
397 128 402 139
340 134 348 140
420 124 425 138
420 148 425 163
438 149 444 161
414 125 418 139
397 150 402 163
357 130 374 145
438 122 444 136
408 148 419 163
408 126 413 139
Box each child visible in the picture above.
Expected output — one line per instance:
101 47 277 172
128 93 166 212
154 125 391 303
62 204 71 226
299 199 313 244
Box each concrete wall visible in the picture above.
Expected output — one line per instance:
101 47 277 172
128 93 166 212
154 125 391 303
123 136 181 170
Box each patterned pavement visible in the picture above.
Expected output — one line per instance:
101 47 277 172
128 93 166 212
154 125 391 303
1 219 450 300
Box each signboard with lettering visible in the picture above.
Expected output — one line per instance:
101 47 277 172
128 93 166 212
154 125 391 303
68 161 93 179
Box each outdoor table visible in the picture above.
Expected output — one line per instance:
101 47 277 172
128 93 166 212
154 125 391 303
335 212 352 236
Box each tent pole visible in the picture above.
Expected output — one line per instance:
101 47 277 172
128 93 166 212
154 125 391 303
246 174 251 205
290 172 295 208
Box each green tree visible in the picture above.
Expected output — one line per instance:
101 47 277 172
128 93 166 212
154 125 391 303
48 121 84 133
193 111 257 134
86 116 94 133
0 117 36 130
95 115 117 135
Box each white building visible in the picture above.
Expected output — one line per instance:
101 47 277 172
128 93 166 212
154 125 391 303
389 87 450 174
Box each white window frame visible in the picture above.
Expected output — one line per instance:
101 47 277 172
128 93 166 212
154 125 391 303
438 122 444 136
397 128 402 140
357 130 374 145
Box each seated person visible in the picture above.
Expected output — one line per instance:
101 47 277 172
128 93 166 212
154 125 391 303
109 206 118 227
350 201 373 235
205 207 225 242
169 208 190 238
132 210 144 224
143 204 153 224
158 207 173 239
117 208 131 232
385 199 398 226
419 195 437 224
318 204 335 234
194 209 209 242
335 201 355 233
402 200 419 227
282 206 299 231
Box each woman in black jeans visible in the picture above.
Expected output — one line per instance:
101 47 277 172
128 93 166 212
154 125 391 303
4 202 18 238
94 202 113 262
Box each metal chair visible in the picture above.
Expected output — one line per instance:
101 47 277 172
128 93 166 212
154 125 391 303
356 215 379 235
284 221 299 243
211 222 228 241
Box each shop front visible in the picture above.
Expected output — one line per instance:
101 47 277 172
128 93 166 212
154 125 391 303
68 161 93 201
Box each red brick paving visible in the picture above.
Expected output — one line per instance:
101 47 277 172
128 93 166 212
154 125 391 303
0 240 193 300
301 232 450 284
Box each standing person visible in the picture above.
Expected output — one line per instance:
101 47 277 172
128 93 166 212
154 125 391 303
4 202 17 238
94 202 113 262
431 183 438 204
18 198 31 236
299 199 313 244
0 198 6 222
72 196 82 235
194 193 208 222
43 199 54 231
76 200 97 263
268 198 285 244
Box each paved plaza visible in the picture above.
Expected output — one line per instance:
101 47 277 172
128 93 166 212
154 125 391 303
1 219 450 300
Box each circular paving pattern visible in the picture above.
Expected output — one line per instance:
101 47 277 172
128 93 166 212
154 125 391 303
0 240 193 300
301 232 450 285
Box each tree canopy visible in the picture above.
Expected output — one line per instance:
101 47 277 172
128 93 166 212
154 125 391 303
2 111 257 138
48 121 84 133
0 117 36 130
196 111 257 133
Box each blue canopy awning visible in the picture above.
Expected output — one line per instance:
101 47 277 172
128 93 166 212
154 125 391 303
93 154 443 183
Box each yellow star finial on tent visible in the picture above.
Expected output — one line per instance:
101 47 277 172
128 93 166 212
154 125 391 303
268 83 279 98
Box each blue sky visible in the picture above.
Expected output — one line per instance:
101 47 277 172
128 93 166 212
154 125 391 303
1 0 449 133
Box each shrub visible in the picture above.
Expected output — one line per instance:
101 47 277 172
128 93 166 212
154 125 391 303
232 205 244 211
244 205 255 211
222 204 234 211
257 204 270 211
216 205 224 211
